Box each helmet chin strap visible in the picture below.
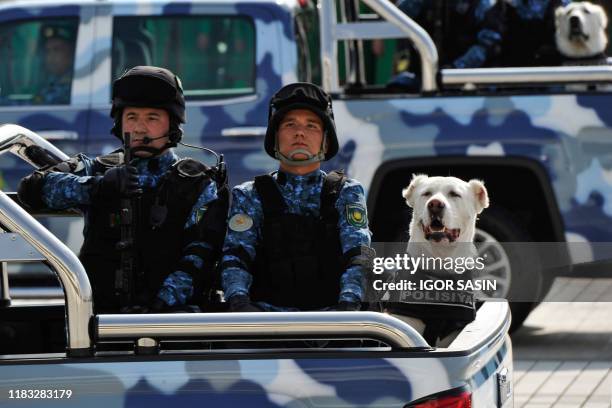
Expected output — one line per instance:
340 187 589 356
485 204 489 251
275 149 325 166
274 132 327 166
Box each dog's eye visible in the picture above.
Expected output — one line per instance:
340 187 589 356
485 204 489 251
583 7 590 14
449 191 461 198
422 191 432 197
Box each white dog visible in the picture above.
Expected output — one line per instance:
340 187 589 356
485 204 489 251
555 2 609 62
402 174 489 260
391 174 489 345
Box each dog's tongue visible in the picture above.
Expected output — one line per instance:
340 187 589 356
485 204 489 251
429 231 446 242
430 218 444 231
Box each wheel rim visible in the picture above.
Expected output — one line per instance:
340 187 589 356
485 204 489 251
473 228 512 299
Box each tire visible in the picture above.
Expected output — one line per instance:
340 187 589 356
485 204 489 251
474 206 543 332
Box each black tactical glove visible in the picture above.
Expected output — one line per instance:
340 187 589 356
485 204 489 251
94 165 142 198
228 294 262 312
334 301 361 311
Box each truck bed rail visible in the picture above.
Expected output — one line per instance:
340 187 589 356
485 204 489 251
96 311 430 349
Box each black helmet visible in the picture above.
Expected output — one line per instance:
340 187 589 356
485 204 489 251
110 66 185 145
265 82 338 161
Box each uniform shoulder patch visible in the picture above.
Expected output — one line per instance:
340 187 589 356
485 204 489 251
345 203 367 228
229 213 253 232
196 206 208 223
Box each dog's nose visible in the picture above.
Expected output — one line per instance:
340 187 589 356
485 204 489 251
428 199 445 214
570 15 580 28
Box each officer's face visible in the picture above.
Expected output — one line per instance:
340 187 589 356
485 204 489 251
277 109 324 162
122 107 170 157
44 38 73 77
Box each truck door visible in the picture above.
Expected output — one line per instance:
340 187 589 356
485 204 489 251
0 4 95 190
90 3 290 185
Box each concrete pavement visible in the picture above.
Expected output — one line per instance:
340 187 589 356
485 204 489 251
512 278 612 407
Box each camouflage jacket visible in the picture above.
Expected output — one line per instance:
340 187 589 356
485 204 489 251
41 149 218 307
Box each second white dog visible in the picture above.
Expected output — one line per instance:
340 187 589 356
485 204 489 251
556 2 609 60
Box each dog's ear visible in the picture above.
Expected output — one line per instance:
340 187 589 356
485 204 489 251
593 3 609 29
555 5 566 25
468 179 489 214
402 174 427 208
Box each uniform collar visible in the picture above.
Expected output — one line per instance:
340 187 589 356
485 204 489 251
276 168 323 186
133 149 178 173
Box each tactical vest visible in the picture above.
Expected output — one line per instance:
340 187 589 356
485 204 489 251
248 171 347 310
79 152 214 312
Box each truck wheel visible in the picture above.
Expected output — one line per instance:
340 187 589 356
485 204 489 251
474 207 542 332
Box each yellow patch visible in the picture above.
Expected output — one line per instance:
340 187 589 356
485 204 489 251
346 204 367 228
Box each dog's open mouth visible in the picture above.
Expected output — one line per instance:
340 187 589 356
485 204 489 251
569 26 589 41
421 219 460 243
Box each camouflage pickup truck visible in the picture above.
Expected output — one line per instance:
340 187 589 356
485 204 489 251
1 0 611 328
0 125 514 407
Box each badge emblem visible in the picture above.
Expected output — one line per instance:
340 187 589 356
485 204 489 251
229 213 254 232
196 206 208 223
346 204 367 228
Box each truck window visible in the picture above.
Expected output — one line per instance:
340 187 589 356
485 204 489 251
112 15 255 100
0 18 78 106
295 3 321 85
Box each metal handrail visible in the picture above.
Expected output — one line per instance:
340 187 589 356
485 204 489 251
0 124 430 354
319 0 438 93
96 311 429 349
0 124 68 166
0 124 92 355
441 65 612 86
0 192 93 353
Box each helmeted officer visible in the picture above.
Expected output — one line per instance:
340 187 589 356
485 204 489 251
18 66 228 313
221 82 374 312
36 22 77 104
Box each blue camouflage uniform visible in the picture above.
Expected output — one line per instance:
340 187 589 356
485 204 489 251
34 73 72 105
222 169 371 311
41 149 218 307
397 0 505 68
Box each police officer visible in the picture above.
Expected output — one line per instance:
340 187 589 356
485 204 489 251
18 66 228 313
36 22 76 104
221 82 373 313
397 0 506 68
501 0 571 67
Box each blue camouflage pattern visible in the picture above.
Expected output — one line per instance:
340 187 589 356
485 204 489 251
222 169 371 308
41 149 218 306
0 1 610 274
0 334 511 407
507 0 570 20
397 0 503 68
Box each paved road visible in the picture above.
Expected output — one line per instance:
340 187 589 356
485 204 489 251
512 278 612 407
